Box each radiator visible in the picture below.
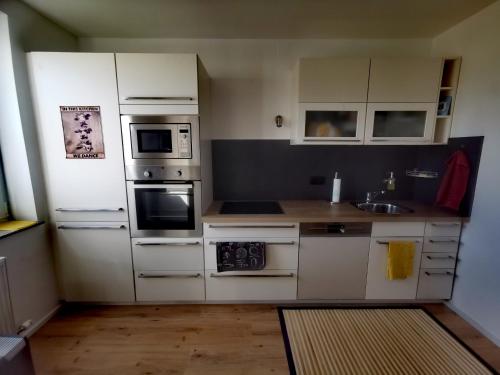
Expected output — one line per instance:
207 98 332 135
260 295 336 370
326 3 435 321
0 257 15 335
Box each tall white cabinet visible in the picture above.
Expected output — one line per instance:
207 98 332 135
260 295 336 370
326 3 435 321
27 53 134 302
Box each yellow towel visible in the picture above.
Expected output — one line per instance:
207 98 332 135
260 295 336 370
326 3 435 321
386 241 415 280
0 220 37 231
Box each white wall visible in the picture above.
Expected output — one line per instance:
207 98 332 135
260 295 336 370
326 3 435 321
0 0 77 220
433 1 500 346
80 37 432 139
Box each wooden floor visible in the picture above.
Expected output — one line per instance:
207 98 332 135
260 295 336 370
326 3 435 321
29 304 500 375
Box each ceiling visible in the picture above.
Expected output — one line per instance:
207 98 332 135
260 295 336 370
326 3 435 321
21 0 496 39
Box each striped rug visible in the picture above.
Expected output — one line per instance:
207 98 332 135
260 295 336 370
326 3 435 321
278 307 496 375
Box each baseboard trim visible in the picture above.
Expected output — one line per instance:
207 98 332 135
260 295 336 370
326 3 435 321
19 304 61 338
445 301 500 347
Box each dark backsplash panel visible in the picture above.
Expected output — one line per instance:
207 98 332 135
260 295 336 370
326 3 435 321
212 137 483 217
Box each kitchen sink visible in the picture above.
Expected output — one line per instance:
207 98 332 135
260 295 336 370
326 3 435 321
351 201 414 214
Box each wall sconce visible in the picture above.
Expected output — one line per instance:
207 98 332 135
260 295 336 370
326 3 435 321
275 115 283 128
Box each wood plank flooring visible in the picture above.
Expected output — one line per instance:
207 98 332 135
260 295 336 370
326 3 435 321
29 304 500 375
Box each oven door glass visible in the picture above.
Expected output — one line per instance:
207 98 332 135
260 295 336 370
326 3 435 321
134 184 194 230
130 124 178 159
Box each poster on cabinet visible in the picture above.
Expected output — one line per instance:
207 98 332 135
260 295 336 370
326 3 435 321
60 106 105 159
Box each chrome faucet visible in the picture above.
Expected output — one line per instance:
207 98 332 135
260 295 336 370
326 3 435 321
365 190 385 203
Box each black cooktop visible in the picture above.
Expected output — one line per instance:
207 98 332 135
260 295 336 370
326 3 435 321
219 201 284 215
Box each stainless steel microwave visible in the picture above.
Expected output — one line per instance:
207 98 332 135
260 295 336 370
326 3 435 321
121 115 201 181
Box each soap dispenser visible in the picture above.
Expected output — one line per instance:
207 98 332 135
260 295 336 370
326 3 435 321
385 171 396 191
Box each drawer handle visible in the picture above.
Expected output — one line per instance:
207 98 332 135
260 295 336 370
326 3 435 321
430 223 460 227
56 208 124 212
376 240 420 245
209 273 294 278
424 271 453 277
123 96 194 101
138 272 201 279
57 225 126 230
208 224 296 229
136 241 200 246
426 255 455 260
429 239 458 243
208 241 295 246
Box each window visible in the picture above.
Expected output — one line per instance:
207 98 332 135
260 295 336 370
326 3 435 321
0 152 9 221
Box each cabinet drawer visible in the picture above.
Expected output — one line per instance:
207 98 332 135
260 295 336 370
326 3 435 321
423 237 459 253
204 239 298 270
135 271 205 301
425 221 461 237
372 222 425 237
417 269 454 300
205 270 297 300
421 253 457 269
204 223 299 238
132 238 203 271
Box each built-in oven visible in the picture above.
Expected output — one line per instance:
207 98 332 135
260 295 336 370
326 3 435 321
127 180 202 237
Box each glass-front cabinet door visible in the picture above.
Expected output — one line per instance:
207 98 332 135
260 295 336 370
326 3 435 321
297 103 367 144
365 103 437 144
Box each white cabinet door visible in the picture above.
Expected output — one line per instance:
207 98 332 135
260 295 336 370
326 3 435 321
368 58 442 102
298 237 370 300
27 53 128 222
115 53 198 105
366 237 423 299
299 57 370 102
365 103 437 144
296 103 367 144
55 222 134 302
417 269 454 300
135 271 205 302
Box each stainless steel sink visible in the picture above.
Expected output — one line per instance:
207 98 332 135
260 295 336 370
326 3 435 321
351 201 414 214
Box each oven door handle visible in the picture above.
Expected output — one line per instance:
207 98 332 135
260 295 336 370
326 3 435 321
132 184 193 190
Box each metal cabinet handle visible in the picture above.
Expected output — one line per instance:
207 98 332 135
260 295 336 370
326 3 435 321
426 255 455 260
302 139 361 142
57 225 126 230
209 273 294 278
56 208 124 212
430 223 460 227
429 239 458 243
135 242 200 246
376 240 420 245
424 271 454 276
208 241 295 246
138 272 201 279
208 224 296 229
123 96 194 101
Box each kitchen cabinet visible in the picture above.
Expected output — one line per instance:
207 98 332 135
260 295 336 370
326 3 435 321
55 222 135 302
364 102 437 144
115 53 198 106
298 236 370 300
203 223 299 300
298 57 370 103
27 53 128 222
368 58 442 103
365 237 423 299
132 238 205 301
416 269 455 299
296 103 367 144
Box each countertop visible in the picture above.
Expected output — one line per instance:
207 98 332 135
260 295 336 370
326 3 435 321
0 221 44 240
202 201 461 223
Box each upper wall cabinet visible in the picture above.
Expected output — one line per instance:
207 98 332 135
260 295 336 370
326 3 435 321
115 53 198 106
368 58 442 103
299 57 370 102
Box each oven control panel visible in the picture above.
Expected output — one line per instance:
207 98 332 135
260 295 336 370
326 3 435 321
177 125 192 158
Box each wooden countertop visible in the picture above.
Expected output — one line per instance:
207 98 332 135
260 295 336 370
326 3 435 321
202 201 461 223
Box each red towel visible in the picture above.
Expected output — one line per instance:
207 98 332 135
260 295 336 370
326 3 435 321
435 150 470 211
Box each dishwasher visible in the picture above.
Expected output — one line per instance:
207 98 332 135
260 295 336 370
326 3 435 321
298 222 372 300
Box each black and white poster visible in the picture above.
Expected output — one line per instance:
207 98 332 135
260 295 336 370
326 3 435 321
60 106 105 159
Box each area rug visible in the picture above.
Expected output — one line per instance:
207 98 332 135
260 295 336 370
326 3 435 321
278 307 496 375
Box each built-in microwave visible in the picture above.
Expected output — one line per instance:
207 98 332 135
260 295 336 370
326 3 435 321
121 115 201 181
127 180 202 237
